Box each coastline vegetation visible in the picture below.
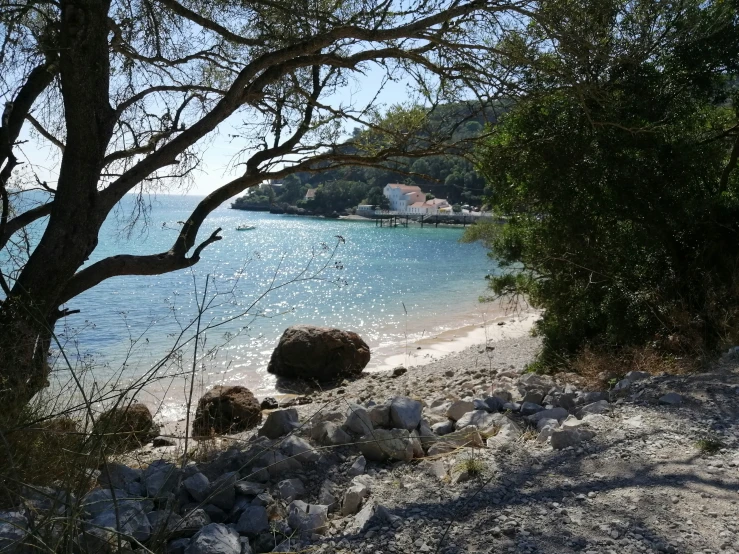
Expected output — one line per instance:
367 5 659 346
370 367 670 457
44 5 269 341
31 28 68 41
465 0 739 373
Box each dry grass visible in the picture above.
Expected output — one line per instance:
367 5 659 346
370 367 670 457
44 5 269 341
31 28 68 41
566 344 699 390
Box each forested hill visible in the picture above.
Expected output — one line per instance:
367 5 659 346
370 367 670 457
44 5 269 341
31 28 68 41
232 102 506 214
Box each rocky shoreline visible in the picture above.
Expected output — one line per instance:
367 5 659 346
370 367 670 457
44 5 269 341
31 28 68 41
4 332 739 554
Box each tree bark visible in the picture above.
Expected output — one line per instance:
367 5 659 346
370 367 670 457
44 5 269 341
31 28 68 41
0 0 114 410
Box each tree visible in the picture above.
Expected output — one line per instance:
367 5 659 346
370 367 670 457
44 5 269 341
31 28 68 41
472 0 739 360
0 0 532 409
365 187 389 209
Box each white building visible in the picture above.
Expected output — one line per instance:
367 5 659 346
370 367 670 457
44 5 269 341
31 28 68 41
407 198 452 215
383 184 425 212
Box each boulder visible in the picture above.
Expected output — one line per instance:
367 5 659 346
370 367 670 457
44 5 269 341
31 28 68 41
258 409 299 439
88 502 151 543
522 390 545 405
184 523 240 554
0 511 28 554
310 421 350 446
341 483 369 516
389 397 423 430
144 460 182 498
431 420 455 436
260 397 279 410
368 404 391 428
318 480 340 511
234 481 265 496
93 403 159 450
345 403 374 435
256 451 301 477
347 456 367 477
579 400 610 416
286 501 329 535
192 386 262 436
409 430 425 458
659 392 683 406
178 509 212 537
77 527 132 554
235 506 269 537
551 428 596 450
528 407 569 424
267 325 370 382
476 396 505 413
454 410 497 431
97 462 143 496
520 402 544 416
280 435 319 463
167 538 191 554
359 429 414 462
446 400 475 422
208 472 237 511
276 478 306 502
183 473 210 503
625 370 651 382
417 420 437 450
82 488 141 519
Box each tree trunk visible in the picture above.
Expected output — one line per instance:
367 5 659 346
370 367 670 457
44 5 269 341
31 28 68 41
0 0 113 412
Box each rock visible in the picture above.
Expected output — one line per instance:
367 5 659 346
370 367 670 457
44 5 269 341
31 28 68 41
280 435 319 463
612 379 632 394
82 488 139 519
359 429 414 462
279 396 313 408
528 407 569 423
558 393 577 411
347 456 366 477
185 523 240 554
417 420 437 450
183 473 210 503
310 421 350 446
249 493 272 507
408 430 424 458
577 391 608 405
318 480 340 511
454 410 497 431
267 325 370 382
0 511 28 554
235 506 269 537
522 390 545 405
257 408 299 439
167 538 191 554
659 392 683 405
208 472 237 511
368 404 391 428
256 451 301 477
486 415 524 446
431 420 455 436
148 510 184 536
97 462 143 496
239 537 252 554
520 402 544 416
561 415 584 428
341 483 369 516
153 436 177 447
579 400 610 416
389 396 423 430
89 502 151 543
78 527 132 554
234 481 265 496
491 389 512 402
201 505 227 524
260 397 279 410
94 403 159 450
276 478 306 502
421 460 448 480
625 370 651 381
345 403 373 435
446 400 475 421
479 396 505 412
286 501 329 535
551 428 596 450
426 426 484 455
392 366 407 377
192 386 262 436
178 509 212 537
536 417 559 432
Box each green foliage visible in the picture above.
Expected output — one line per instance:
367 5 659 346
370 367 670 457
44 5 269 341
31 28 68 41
475 0 739 361
365 186 390 209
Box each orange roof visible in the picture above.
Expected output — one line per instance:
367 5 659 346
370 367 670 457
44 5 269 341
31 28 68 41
386 183 422 193
305 188 317 199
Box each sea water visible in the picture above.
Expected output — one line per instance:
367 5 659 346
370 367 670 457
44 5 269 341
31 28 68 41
20 194 496 419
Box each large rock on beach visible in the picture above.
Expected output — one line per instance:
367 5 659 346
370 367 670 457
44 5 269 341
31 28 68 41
93 403 159 450
192 386 262 436
267 325 370 382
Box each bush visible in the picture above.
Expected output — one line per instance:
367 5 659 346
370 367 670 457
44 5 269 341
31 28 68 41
471 0 739 364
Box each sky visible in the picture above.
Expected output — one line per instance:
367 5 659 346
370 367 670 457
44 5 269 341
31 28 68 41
18 67 415 197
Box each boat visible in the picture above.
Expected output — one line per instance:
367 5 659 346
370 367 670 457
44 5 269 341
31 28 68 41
236 224 256 231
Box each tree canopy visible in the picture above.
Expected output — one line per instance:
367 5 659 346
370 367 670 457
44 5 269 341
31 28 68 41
467 0 739 361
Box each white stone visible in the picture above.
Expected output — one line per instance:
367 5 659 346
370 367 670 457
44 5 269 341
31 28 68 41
185 523 240 554
446 400 475 421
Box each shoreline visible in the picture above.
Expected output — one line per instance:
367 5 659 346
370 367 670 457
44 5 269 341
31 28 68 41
153 304 540 434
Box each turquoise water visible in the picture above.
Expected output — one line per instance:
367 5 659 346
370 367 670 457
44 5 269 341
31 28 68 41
11 194 494 417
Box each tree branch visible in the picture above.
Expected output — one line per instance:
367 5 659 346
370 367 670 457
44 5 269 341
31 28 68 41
0 203 53 251
58 227 222 303
26 114 65 152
